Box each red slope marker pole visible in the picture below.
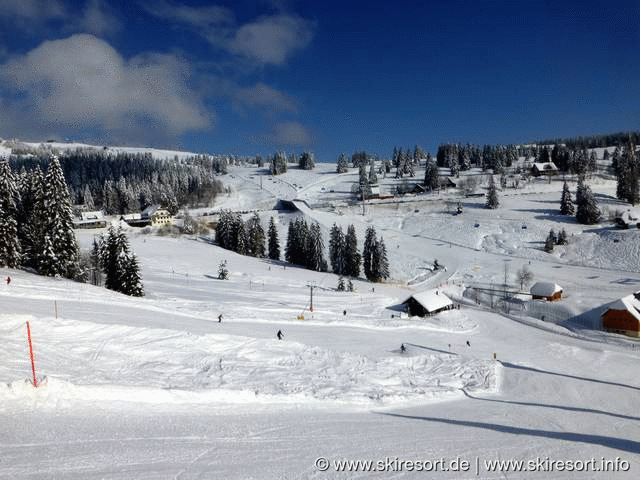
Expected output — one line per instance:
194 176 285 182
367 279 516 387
26 321 37 387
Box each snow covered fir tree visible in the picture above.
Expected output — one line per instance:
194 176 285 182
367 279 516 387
0 159 20 267
575 177 601 225
485 174 499 209
99 225 144 297
267 217 280 261
560 181 574 215
362 226 389 282
37 155 80 278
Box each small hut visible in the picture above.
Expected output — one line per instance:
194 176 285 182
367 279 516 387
602 292 640 337
530 282 563 301
402 289 454 317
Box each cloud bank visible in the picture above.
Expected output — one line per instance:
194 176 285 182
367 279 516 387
0 34 210 144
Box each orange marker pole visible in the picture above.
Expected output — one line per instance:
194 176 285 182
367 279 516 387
26 321 37 387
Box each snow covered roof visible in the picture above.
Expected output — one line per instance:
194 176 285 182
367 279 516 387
81 211 103 221
532 162 558 171
405 289 453 312
530 282 562 297
616 209 640 225
606 292 640 322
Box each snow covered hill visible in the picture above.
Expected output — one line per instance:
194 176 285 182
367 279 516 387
1 153 640 478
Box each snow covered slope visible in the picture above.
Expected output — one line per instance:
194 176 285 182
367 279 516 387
1 157 640 478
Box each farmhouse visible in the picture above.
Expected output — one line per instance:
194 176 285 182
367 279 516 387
402 289 454 317
142 205 172 227
530 282 563 301
531 162 558 176
602 292 640 337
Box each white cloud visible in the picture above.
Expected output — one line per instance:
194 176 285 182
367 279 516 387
226 14 315 65
145 3 315 66
78 0 122 36
0 34 211 143
0 0 65 21
143 1 234 29
264 121 314 146
233 82 298 115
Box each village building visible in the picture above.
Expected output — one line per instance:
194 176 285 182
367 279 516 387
141 205 172 227
601 292 640 337
72 210 108 229
401 289 454 317
531 162 558 176
530 282 563 301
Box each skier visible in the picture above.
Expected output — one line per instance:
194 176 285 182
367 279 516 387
218 314 223 323
400 344 406 353
5 276 10 285
466 340 471 347
277 330 284 340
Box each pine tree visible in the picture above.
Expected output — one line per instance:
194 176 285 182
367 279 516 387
575 177 601 225
336 153 349 173
337 276 345 291
307 222 326 271
285 221 296 264
82 184 95 210
358 163 371 198
423 158 439 191
17 165 43 270
362 226 376 281
544 230 556 253
560 181 575 215
368 160 377 184
556 229 568 245
99 226 144 295
376 236 390 281
123 253 144 297
344 224 360 278
329 223 345 275
616 142 639 205
0 159 21 268
247 213 265 258
270 152 288 175
236 221 248 255
267 216 280 260
485 175 499 209
90 237 102 286
299 152 315 170
218 260 229 280
38 156 79 278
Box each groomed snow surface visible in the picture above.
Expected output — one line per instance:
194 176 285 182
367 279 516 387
1 159 640 478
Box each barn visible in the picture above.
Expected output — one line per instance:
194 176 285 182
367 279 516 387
402 289 454 317
530 282 563 301
602 292 640 337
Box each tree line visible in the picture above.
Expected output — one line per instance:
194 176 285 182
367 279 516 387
0 155 143 296
214 211 390 283
9 149 227 215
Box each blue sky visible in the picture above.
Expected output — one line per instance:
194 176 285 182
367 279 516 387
1 1 639 161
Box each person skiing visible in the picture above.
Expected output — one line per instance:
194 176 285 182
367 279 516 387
218 314 223 323
466 340 471 347
277 330 284 340
5 276 10 285
400 344 406 353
